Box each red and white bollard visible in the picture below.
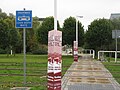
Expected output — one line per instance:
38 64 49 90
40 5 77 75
73 41 78 62
47 30 62 90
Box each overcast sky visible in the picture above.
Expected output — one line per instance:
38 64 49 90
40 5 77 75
0 0 120 29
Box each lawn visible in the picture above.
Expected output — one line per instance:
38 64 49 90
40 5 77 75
102 57 120 84
0 54 73 90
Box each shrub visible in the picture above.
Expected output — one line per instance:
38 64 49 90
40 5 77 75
0 48 6 54
32 44 47 55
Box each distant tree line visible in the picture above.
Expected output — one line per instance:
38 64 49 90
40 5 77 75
0 8 120 55
85 18 120 54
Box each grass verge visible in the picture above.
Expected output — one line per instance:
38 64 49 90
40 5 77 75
102 60 120 84
0 54 73 90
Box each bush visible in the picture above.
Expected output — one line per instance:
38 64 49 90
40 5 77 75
32 45 47 55
107 57 111 62
0 48 6 54
32 49 47 55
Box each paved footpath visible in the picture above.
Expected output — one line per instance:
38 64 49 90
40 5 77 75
62 54 120 90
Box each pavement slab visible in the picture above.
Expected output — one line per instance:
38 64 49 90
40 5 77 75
62 54 120 90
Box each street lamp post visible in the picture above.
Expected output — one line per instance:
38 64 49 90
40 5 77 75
54 0 57 30
76 16 83 45
74 16 83 62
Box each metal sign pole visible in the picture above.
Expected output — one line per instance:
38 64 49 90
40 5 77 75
16 8 32 87
23 28 26 86
115 30 117 62
23 8 26 86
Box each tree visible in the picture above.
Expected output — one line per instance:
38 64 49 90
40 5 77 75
78 21 84 47
0 9 22 54
17 16 41 53
62 16 84 47
0 8 2 13
3 14 20 55
4 18 14 29
0 9 7 20
111 18 120 29
9 29 20 55
110 18 120 51
37 16 60 45
0 19 9 49
26 16 40 52
85 18 113 51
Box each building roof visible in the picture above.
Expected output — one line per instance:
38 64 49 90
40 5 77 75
110 13 120 20
39 18 45 21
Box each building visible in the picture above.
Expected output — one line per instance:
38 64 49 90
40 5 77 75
110 13 120 20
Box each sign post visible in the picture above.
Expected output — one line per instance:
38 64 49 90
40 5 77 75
112 30 120 62
16 10 32 28
16 9 32 86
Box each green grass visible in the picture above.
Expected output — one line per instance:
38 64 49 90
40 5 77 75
105 57 120 62
0 54 47 62
103 61 120 84
0 54 73 90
